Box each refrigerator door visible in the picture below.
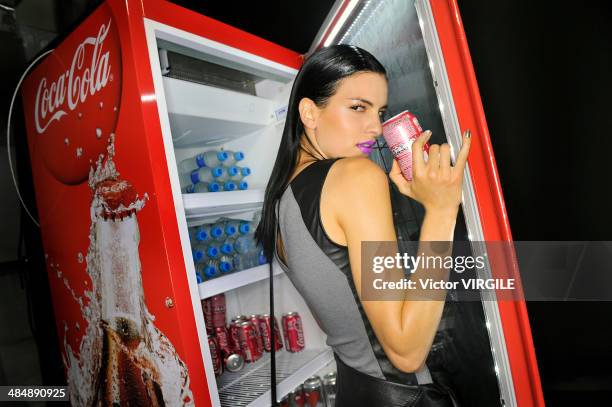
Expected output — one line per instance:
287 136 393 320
310 1 544 407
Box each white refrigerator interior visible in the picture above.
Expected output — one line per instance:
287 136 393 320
145 19 335 407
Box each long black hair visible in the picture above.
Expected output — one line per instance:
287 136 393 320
255 45 387 262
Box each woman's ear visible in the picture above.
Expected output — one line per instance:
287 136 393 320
298 97 319 130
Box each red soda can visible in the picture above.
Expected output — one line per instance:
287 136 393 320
303 376 324 407
259 314 283 352
279 395 290 407
282 312 305 352
382 110 430 181
201 298 213 334
238 321 262 362
210 294 226 328
214 326 231 356
248 314 264 354
223 352 245 373
208 334 223 376
232 314 247 321
228 319 244 355
289 384 305 407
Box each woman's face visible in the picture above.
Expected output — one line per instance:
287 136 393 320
300 71 388 158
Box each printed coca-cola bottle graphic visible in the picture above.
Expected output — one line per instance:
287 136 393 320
91 177 164 405
53 137 194 406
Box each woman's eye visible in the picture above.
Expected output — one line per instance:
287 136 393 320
379 111 387 120
350 104 366 112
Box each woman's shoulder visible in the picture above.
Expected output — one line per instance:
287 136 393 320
329 156 388 191
325 157 390 216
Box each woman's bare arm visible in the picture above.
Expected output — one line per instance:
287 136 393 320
328 131 471 372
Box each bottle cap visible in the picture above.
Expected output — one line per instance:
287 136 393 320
234 151 244 161
212 167 223 177
241 167 251 176
209 182 220 192
192 250 203 262
220 262 232 273
205 266 216 278
217 151 229 161
190 170 200 184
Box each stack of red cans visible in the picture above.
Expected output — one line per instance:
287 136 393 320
202 294 306 376
203 294 245 376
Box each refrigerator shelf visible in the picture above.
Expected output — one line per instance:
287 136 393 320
198 264 282 299
217 348 334 407
183 189 265 219
163 76 276 148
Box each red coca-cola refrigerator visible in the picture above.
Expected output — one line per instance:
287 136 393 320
19 0 544 406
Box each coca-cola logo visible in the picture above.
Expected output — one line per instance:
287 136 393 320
24 3 122 185
34 21 112 134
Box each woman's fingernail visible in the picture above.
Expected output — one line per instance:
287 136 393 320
463 129 471 138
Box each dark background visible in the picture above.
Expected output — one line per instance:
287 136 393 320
1 0 611 405
457 2 612 405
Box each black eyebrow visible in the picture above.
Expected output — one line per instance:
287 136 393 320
348 98 388 110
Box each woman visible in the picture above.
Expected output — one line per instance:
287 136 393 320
255 44 471 406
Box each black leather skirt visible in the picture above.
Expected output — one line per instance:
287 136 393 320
334 353 460 407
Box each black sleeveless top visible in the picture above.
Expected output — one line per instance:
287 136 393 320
289 158 426 385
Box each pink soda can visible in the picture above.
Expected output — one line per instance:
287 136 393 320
382 110 430 181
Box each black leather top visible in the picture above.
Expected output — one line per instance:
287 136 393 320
289 158 422 386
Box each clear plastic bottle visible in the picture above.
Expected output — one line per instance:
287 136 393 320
198 261 219 280
220 240 235 255
221 182 237 192
252 210 262 228
192 248 204 264
237 221 251 235
217 166 240 182
178 150 229 173
208 225 224 241
220 220 240 237
192 243 219 263
218 255 233 274
237 166 251 177
222 151 245 166
219 166 250 182
234 235 255 254
180 166 223 188
189 226 209 243
232 253 246 272
190 182 221 193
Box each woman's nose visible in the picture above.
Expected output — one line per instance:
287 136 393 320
368 114 383 136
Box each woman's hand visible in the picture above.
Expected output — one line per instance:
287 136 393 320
389 130 472 214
